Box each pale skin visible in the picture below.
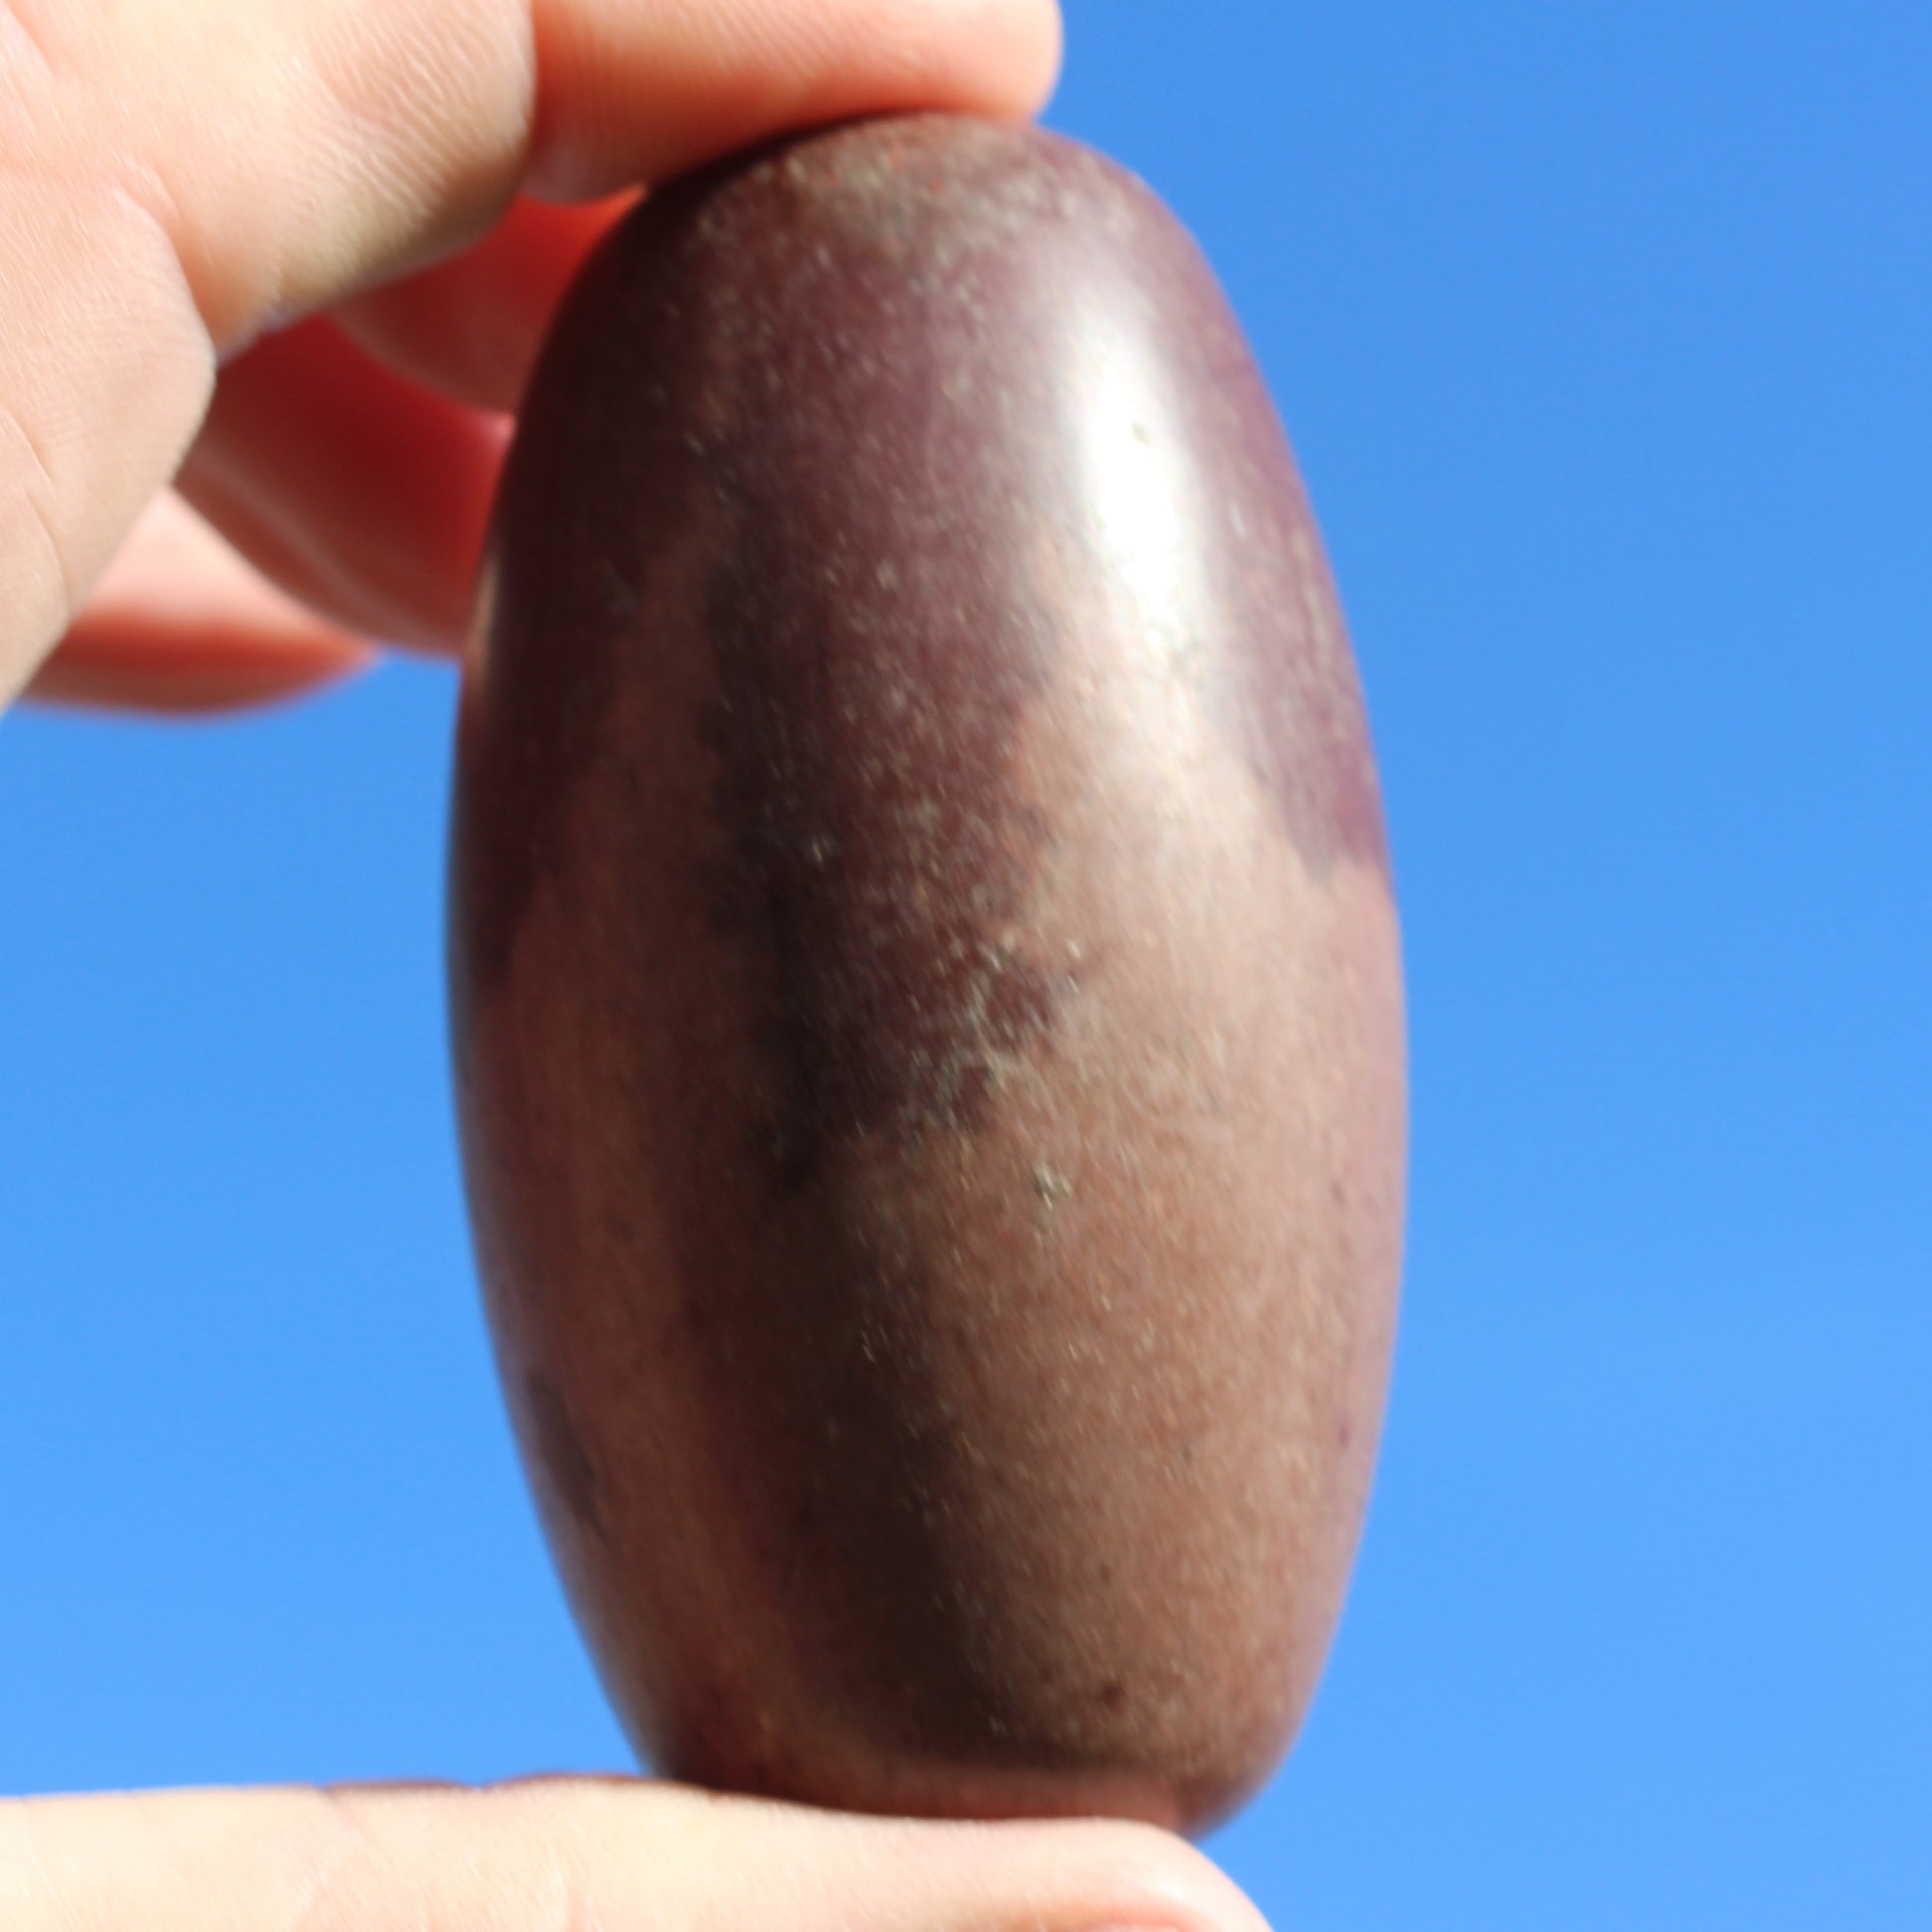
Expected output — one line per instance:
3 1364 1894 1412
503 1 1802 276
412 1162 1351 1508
0 1 1272 1926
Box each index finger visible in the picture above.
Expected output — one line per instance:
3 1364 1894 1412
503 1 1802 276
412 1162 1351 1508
0 0 1061 700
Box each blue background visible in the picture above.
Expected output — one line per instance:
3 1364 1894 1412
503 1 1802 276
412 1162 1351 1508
2 2 1926 1924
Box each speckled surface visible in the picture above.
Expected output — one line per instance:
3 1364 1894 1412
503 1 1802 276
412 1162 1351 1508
450 113 1406 1833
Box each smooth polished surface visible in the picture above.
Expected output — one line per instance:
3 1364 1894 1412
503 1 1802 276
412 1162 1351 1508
451 114 1405 1832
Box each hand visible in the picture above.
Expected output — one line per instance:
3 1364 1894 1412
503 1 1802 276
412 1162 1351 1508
0 0 1061 713
0 6 1266 1930
0 1779 1269 1931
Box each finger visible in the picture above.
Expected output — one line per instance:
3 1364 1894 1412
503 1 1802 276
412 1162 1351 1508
178 319 508 655
1 0 1061 698
336 193 637 415
24 491 373 715
0 1778 1268 1932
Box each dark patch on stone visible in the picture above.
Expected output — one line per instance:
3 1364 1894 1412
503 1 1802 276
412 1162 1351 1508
676 135 1085 1189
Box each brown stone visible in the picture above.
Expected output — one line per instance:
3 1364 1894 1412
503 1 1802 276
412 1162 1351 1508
450 113 1406 1834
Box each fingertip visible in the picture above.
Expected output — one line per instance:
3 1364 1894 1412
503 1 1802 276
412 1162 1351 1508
25 631 377 717
854 0 1066 124
986 0 1066 119
21 486 383 718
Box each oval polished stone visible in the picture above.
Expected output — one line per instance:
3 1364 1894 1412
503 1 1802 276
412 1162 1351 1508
451 113 1405 1834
